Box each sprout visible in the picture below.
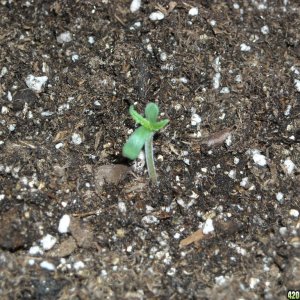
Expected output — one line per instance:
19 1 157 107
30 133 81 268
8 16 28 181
122 102 169 184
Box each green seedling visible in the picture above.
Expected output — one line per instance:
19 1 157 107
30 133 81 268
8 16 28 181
122 102 169 184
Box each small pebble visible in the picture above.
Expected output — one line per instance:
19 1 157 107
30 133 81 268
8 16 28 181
240 177 250 188
261 25 269 35
130 21 141 30
167 267 176 276
57 31 72 43
41 111 54 117
249 277 260 289
71 133 82 145
240 43 251 52
279 227 287 236
40 261 56 271
8 124 16 132
235 74 242 82
130 0 141 13
210 20 216 26
284 104 291 116
88 36 95 44
40 234 57 250
1 106 9 114
25 75 48 93
58 214 71 233
289 209 299 218
149 11 165 21
228 169 236 179
177 198 186 208
7 91 12 101
188 7 198 16
283 158 296 174
146 205 154 213
213 73 221 89
276 192 284 203
203 218 214 234
73 261 85 270
118 201 127 214
215 275 227 285
252 152 267 167
160 52 167 61
142 215 159 225
291 66 300 75
225 134 232 146
220 87 230 94
0 66 8 78
29 245 43 255
294 79 300 92
28 259 35 266
72 54 79 62
191 113 202 126
55 142 64 149
173 233 181 239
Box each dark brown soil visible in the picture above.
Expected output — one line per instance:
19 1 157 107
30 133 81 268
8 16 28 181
0 1 299 299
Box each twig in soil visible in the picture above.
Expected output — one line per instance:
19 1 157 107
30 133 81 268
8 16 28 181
72 204 119 218
114 14 126 27
179 229 205 247
72 210 102 218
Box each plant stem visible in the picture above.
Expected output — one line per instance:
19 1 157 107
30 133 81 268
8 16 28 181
145 133 158 184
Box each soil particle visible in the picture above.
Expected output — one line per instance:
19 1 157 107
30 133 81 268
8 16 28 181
94 164 130 194
0 207 38 250
46 236 77 258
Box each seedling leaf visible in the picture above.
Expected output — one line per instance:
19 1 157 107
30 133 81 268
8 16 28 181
151 119 169 131
145 102 159 123
129 105 151 129
123 102 170 184
122 126 152 160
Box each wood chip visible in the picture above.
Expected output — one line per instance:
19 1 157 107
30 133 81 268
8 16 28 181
201 127 234 147
94 164 129 194
94 130 102 151
53 130 69 142
46 236 77 257
69 217 94 249
179 229 204 247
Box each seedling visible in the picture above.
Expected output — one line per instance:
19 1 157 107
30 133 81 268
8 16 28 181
122 102 169 184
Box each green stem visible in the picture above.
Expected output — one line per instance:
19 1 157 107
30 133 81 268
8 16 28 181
145 133 158 184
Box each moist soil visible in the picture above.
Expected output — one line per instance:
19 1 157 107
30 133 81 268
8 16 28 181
0 1 300 299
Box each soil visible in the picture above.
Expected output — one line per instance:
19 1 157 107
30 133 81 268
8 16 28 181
0 1 299 299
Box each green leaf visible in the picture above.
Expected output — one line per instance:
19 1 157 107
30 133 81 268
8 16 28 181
129 103 169 132
129 105 151 129
122 126 152 160
151 118 169 131
145 102 159 123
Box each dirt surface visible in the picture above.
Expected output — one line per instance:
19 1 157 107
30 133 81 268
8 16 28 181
0 0 300 299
